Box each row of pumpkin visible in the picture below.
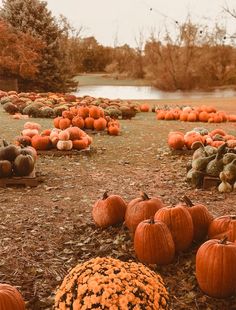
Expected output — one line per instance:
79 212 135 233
53 105 121 134
156 105 236 122
168 127 236 150
0 90 141 120
92 191 236 299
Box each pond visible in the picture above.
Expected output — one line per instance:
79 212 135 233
73 85 236 100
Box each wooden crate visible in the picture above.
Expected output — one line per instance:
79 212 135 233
202 176 221 190
36 146 95 157
0 170 38 188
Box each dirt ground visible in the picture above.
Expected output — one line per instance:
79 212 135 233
0 97 236 310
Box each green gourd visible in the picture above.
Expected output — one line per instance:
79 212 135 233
218 172 232 193
223 159 236 182
206 153 224 177
192 142 207 160
204 145 217 156
192 154 216 172
223 153 236 165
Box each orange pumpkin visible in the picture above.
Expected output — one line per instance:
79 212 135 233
125 192 164 233
72 116 85 129
84 117 94 129
62 110 74 120
92 192 127 228
89 106 101 119
66 127 86 140
31 135 52 150
168 133 185 150
0 283 25 310
72 138 88 150
134 218 175 265
77 106 90 119
139 104 149 112
154 205 194 252
93 117 107 131
108 125 120 136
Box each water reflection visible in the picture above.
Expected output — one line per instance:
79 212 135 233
73 85 236 100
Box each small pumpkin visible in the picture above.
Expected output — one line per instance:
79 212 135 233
57 140 73 151
23 121 41 131
0 160 12 178
167 132 185 150
72 138 88 150
58 130 70 141
134 218 175 265
72 116 85 129
31 135 52 150
196 237 236 298
84 117 94 129
66 127 85 140
21 129 39 138
0 140 20 161
92 191 127 228
0 283 25 310
107 124 120 136
125 192 164 233
14 136 32 147
93 117 107 131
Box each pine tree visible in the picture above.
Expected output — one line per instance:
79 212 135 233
1 0 78 92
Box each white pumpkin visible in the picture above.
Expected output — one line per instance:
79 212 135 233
57 140 73 151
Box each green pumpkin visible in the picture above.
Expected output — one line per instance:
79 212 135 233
14 154 34 176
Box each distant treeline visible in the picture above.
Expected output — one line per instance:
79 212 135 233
0 0 236 92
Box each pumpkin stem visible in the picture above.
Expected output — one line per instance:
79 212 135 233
102 191 109 200
183 195 194 207
140 192 150 200
219 236 228 244
149 217 155 224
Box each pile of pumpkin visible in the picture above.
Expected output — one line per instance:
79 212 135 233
0 90 139 120
53 105 121 136
14 121 93 151
168 127 236 150
184 136 236 191
92 191 236 300
156 105 236 122
0 139 36 178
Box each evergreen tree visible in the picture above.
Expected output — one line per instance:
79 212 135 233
1 0 78 92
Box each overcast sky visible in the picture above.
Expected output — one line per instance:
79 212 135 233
1 0 236 46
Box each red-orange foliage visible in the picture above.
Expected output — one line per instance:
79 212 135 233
0 20 44 78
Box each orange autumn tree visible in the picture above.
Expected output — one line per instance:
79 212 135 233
0 20 44 79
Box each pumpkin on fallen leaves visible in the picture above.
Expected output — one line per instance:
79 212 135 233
92 192 127 228
0 283 25 310
196 237 236 298
134 218 175 265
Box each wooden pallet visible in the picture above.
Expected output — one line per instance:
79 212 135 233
0 170 38 187
37 146 95 157
202 176 221 190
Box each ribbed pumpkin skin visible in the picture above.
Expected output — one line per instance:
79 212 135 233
92 193 127 228
0 284 25 310
14 154 34 176
208 215 236 242
125 193 164 233
196 239 236 298
134 219 175 265
181 197 213 242
154 206 193 252
0 160 12 178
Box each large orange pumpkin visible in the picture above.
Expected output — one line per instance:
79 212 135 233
0 283 25 310
92 192 127 228
125 192 164 233
154 205 194 252
208 215 236 242
134 218 175 265
31 135 52 150
181 196 213 242
196 238 236 298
